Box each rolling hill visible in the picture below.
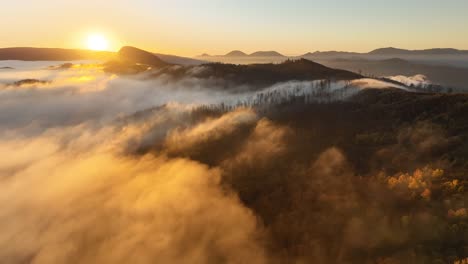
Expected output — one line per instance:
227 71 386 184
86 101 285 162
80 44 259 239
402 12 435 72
225 50 249 57
249 51 285 57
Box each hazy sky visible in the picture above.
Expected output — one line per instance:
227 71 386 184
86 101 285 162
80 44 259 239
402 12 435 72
1 0 468 56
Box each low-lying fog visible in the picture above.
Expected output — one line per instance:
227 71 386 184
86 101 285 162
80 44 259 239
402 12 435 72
0 61 466 264
0 61 410 133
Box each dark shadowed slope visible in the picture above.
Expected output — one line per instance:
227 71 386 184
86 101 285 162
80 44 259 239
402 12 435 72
0 47 115 61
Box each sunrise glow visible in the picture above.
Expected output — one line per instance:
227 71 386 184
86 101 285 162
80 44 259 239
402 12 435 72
86 34 109 51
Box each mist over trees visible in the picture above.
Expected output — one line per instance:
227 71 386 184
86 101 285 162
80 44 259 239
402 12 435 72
0 58 467 264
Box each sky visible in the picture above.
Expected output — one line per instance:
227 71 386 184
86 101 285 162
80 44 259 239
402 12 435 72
1 0 468 56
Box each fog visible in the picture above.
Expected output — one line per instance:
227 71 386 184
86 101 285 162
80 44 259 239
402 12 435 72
0 61 271 263
0 61 466 264
0 61 403 134
387 74 432 88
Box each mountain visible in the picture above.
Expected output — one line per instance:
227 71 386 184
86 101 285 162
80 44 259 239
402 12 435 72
368 47 413 55
299 47 468 58
103 46 171 74
117 46 169 68
249 51 285 57
225 50 248 57
0 47 115 61
369 47 468 55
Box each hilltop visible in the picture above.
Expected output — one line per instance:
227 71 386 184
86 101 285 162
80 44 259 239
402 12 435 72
249 51 285 57
225 50 248 57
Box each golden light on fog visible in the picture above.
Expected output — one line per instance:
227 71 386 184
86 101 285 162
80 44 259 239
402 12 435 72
86 34 109 51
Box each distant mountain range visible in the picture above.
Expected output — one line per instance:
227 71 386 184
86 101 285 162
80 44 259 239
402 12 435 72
199 47 468 59
303 47 468 57
369 47 468 55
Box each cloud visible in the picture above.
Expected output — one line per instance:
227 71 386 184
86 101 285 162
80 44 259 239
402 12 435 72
387 74 432 88
164 108 258 156
349 78 408 90
222 118 290 170
1 61 413 135
0 121 268 264
0 61 274 263
0 64 237 133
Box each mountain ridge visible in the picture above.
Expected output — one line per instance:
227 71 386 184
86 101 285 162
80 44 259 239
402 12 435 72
369 47 468 55
301 47 468 57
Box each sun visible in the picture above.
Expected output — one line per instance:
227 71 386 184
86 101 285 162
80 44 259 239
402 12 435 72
86 34 109 51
